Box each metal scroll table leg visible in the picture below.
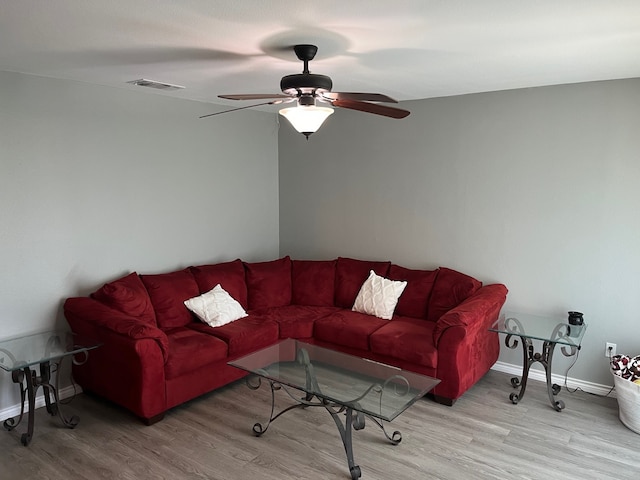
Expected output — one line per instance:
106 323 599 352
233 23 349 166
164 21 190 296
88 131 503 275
3 360 80 446
326 404 362 480
505 335 565 411
41 361 57 416
246 377 364 480
247 375 365 479
3 370 26 434
22 367 36 446
300 346 362 478
507 335 534 405
1 367 38 446
37 361 79 431
541 341 565 411
248 377 307 436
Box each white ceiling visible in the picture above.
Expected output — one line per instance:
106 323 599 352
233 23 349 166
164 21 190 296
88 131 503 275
2 0 639 112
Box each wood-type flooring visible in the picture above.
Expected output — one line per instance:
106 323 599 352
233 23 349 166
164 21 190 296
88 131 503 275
0 370 638 480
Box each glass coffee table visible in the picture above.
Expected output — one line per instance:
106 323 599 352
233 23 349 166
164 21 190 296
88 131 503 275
0 330 101 446
490 312 587 412
230 339 440 480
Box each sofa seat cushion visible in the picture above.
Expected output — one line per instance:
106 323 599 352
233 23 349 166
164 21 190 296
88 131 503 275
252 305 340 339
244 256 292 310
427 267 482 322
141 269 200 329
91 272 157 326
190 315 279 357
190 259 248 310
334 258 391 308
164 327 229 380
369 317 438 368
387 265 439 319
291 260 336 306
313 310 388 351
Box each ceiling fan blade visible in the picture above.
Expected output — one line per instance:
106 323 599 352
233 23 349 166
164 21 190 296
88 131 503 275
200 99 291 119
331 99 410 119
219 94 290 101
321 92 398 103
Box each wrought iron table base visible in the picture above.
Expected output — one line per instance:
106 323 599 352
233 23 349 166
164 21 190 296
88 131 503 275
248 377 401 480
3 361 78 446
505 333 578 412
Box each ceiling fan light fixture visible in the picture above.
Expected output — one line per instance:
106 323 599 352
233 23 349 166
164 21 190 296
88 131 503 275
279 104 334 139
207 44 410 129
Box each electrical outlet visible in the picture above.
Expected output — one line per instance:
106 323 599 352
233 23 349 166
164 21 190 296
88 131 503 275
605 342 617 357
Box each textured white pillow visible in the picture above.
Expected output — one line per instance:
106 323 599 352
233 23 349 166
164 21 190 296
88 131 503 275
184 284 247 328
352 270 407 320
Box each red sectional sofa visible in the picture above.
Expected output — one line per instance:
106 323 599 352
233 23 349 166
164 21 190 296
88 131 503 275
63 257 507 424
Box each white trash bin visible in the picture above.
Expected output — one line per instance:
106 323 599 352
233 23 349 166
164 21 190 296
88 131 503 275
613 373 640 434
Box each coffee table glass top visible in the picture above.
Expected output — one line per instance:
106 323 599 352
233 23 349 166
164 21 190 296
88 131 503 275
0 330 101 372
229 339 440 422
489 311 587 347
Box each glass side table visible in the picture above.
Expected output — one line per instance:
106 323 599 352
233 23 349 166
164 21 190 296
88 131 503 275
0 330 101 446
489 312 587 412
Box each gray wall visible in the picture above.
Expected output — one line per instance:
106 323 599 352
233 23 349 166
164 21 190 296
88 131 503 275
0 71 280 410
2 70 638 414
279 78 640 387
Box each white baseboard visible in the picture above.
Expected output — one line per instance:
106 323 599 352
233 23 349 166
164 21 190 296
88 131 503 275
491 361 616 398
0 384 81 422
1 365 614 421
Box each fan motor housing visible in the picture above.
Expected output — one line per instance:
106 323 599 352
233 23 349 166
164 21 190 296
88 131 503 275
280 73 333 96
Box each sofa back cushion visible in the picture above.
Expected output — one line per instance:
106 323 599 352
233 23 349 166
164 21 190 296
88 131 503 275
291 259 336 306
387 264 439 319
244 256 292 310
426 267 482 322
140 268 200 329
334 257 390 308
190 259 248 309
91 272 156 326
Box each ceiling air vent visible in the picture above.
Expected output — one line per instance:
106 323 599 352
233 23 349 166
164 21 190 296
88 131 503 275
127 79 185 91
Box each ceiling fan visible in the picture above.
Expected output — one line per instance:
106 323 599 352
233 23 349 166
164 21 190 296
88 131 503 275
201 44 410 138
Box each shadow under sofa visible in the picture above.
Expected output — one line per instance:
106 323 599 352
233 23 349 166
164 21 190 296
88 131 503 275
63 256 508 425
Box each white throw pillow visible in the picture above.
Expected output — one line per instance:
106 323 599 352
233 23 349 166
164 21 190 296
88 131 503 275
184 284 247 327
352 270 407 320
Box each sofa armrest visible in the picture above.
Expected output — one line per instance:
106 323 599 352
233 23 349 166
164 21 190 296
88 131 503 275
430 283 507 401
64 297 169 362
64 296 169 421
433 283 508 347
